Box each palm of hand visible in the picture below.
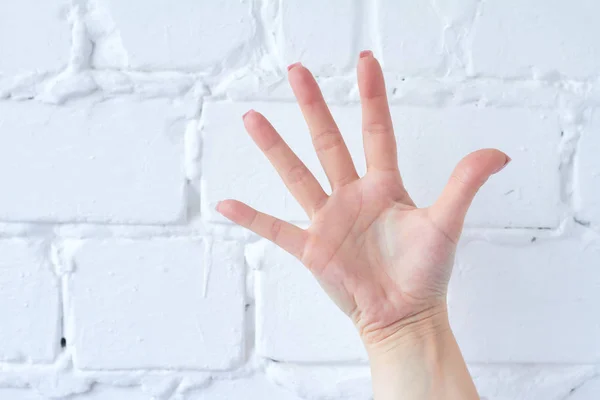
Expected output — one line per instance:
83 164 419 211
218 52 509 346
303 171 456 344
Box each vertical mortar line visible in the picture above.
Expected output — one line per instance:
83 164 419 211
462 0 486 77
254 0 279 65
243 243 259 365
68 0 94 72
427 0 451 77
49 238 69 355
195 98 212 221
48 238 66 357
557 96 588 225
202 237 212 298
184 105 203 222
60 272 71 356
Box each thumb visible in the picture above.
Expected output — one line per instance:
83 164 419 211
429 149 510 241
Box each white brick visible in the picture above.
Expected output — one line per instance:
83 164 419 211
280 0 356 75
184 375 302 400
0 240 60 363
266 363 372 400
471 0 600 78
100 0 254 70
380 0 444 75
575 111 600 227
202 102 560 228
73 387 149 400
569 376 600 400
396 107 560 228
0 389 44 400
449 236 600 363
255 242 366 362
3 0 600 395
0 98 185 223
69 238 245 370
470 365 595 400
0 1 70 75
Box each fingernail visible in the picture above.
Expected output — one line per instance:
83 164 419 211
287 62 302 71
242 109 254 119
359 50 373 59
215 201 222 211
494 156 512 174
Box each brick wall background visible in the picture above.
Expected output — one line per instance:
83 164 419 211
0 0 599 399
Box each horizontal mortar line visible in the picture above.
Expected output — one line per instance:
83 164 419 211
264 358 368 367
0 233 216 241
467 362 600 367
215 220 558 232
3 73 596 89
53 367 251 374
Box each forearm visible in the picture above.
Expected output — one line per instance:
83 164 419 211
366 306 479 400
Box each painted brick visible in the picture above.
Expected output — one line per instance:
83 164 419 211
99 0 254 70
1 0 600 397
0 240 60 363
576 111 600 227
83 388 149 400
569 376 600 399
266 363 372 400
395 106 560 228
450 235 600 363
471 0 600 78
0 389 43 400
0 98 185 223
280 0 356 75
0 1 70 75
379 0 444 75
470 365 595 400
255 242 366 362
184 375 302 400
68 238 245 370
202 101 560 228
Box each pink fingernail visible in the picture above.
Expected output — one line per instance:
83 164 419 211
242 109 254 119
494 156 512 174
215 201 222 211
287 62 302 71
360 50 373 59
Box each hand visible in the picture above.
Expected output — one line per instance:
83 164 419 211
216 51 509 349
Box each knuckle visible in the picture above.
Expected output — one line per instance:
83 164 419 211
364 122 393 137
333 171 356 187
270 219 283 241
312 194 329 212
247 210 260 228
262 137 283 153
286 164 311 185
449 172 470 187
312 129 343 152
449 166 486 194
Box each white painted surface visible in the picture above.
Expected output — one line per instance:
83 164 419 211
0 0 599 399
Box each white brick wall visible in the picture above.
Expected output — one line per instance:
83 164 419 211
0 240 60 363
0 1 599 399
66 238 245 370
0 1 70 75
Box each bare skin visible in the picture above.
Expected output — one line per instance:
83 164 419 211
217 51 510 399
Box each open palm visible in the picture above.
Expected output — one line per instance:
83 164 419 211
217 52 509 347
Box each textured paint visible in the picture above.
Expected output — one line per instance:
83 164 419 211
0 0 599 399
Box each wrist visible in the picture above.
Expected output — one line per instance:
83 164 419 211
361 302 451 358
364 304 479 400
